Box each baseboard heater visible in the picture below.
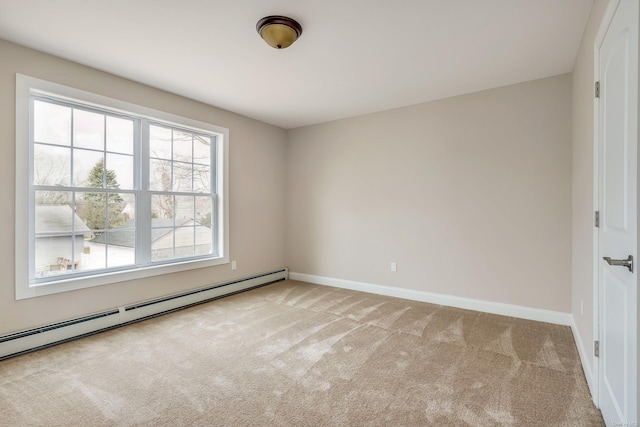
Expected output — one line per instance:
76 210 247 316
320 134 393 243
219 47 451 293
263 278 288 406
0 268 288 361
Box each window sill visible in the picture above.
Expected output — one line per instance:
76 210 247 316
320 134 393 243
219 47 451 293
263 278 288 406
17 255 229 300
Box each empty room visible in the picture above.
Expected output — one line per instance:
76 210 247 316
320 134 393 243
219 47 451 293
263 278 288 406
0 0 638 425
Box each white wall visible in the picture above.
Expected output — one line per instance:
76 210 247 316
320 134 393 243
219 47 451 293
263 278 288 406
286 74 573 313
571 0 609 384
0 39 287 334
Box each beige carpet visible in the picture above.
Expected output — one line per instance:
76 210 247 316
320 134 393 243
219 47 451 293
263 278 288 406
0 280 603 426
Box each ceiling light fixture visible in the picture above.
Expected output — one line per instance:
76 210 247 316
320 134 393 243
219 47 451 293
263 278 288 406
256 15 303 49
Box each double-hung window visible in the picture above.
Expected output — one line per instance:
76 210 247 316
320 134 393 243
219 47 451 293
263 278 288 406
16 75 229 299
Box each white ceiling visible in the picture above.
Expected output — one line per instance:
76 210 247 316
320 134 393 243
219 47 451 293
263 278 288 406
0 0 593 129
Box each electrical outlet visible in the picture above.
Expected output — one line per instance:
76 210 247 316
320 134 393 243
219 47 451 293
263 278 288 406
231 260 237 270
391 262 397 272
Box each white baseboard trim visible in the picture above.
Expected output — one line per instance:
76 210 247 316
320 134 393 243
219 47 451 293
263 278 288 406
289 272 573 326
570 317 598 405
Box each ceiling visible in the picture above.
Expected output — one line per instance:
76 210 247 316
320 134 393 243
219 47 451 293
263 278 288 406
0 0 593 129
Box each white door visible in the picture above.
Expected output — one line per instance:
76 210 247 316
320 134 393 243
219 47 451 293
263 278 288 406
597 0 638 425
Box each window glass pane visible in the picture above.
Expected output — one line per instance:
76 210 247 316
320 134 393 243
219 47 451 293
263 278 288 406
151 228 174 262
34 100 71 146
174 226 195 258
175 195 194 221
195 226 212 255
73 109 104 150
106 193 128 229
193 135 211 165
73 149 104 187
75 191 106 231
195 196 212 227
193 166 210 193
120 194 136 222
34 144 71 186
35 237 74 278
82 158 105 189
35 197 73 234
82 232 107 271
106 153 134 190
173 162 193 192
106 116 134 155
105 220 135 268
150 159 171 191
151 194 174 220
150 125 172 160
173 130 192 162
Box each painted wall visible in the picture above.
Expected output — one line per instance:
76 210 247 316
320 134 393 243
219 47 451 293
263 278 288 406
286 74 573 313
570 0 609 386
0 39 287 334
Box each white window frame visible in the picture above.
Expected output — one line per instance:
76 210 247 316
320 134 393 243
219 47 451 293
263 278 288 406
15 74 229 300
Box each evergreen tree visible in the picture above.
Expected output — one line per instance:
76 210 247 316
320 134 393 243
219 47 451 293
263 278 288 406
83 159 124 230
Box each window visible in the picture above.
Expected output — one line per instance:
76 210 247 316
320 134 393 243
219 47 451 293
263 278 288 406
16 75 229 299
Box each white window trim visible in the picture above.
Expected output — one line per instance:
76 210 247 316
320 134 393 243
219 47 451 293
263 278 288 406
15 74 229 300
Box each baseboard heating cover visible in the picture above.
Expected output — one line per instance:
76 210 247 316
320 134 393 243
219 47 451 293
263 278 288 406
0 268 288 360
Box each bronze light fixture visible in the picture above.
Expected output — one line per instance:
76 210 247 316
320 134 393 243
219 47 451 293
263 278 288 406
256 15 303 49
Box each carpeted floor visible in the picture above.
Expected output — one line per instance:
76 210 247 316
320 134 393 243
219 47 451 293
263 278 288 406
0 279 603 426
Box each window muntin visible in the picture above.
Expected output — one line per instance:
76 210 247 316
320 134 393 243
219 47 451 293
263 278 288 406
27 92 221 286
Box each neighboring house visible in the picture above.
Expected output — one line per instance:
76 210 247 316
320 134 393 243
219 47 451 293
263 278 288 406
122 203 135 220
90 218 212 263
35 205 90 276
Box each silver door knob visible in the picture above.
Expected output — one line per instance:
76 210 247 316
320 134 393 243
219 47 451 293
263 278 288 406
603 255 634 272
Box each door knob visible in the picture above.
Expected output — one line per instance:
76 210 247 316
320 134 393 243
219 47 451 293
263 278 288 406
603 255 634 273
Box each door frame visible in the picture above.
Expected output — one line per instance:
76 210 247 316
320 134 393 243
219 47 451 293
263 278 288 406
592 0 639 413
